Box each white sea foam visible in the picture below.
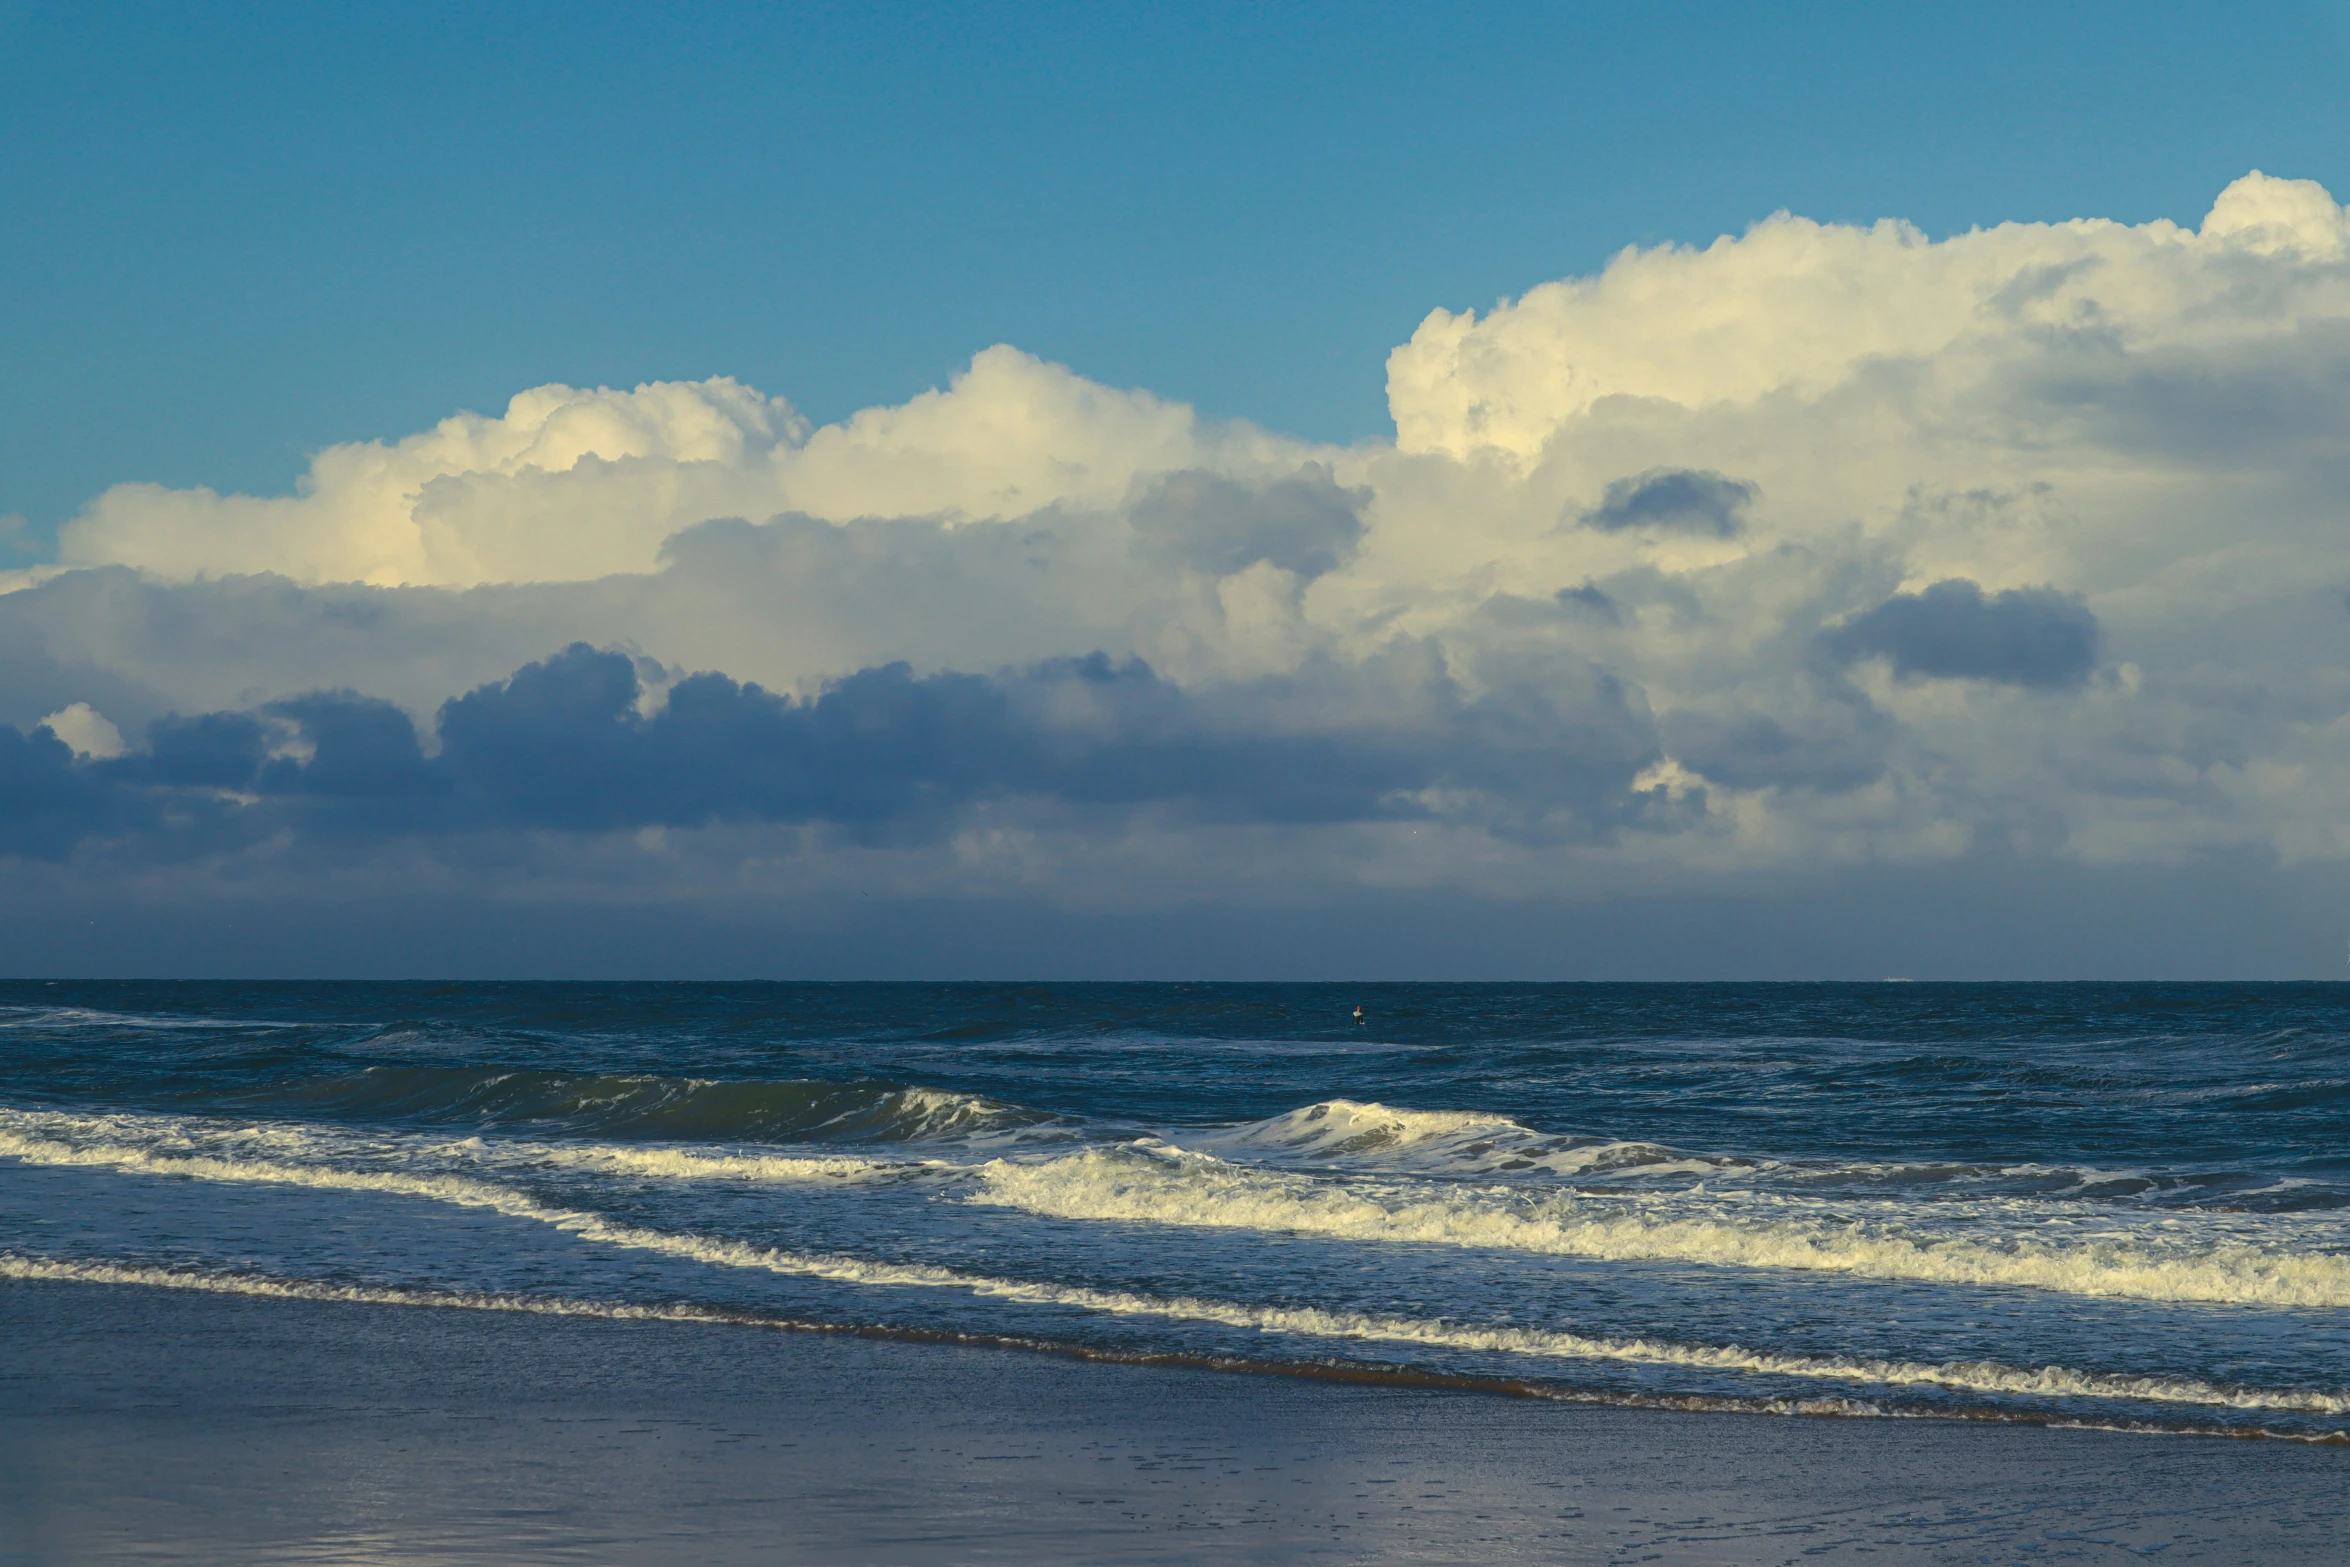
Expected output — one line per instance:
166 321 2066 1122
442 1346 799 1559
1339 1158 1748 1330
0 1005 300 1032
0 1254 747 1324
884 1086 1034 1140
5 1241 2347 1420
0 1106 928 1188
1180 1099 1728 1179
1175 1100 2255 1201
969 1145 2350 1309
1196 1099 1528 1158
6 1109 2350 1418
511 1142 921 1183
13 1102 2350 1311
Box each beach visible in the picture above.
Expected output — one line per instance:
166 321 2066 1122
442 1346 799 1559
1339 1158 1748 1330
5 1276 2345 1566
9 981 2350 1563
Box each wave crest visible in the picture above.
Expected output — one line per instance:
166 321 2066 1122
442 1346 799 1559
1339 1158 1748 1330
249 1064 1043 1145
969 1144 2350 1309
1182 1098 1720 1178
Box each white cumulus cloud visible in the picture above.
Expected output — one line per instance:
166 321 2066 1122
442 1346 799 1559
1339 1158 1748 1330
53 347 1305 589
1385 170 2350 460
35 702 124 760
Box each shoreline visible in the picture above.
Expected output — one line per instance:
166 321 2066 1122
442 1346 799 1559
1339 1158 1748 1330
6 1277 2347 1564
8 1253 2344 1447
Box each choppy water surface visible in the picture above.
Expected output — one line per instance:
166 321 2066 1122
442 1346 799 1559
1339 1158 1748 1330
6 981 2349 1439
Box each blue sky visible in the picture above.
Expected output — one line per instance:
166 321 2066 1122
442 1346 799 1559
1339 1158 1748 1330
9 2 2350 976
5 0 2345 540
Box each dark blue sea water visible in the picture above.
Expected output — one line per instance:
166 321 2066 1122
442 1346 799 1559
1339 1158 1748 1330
5 982 2348 1440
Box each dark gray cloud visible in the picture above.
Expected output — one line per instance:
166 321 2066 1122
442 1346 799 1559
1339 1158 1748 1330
118 713 268 790
1474 582 1623 629
1661 700 1892 793
264 694 438 797
2017 320 2350 466
0 718 258 860
1580 469 1757 535
1825 579 2100 689
1128 464 1368 577
435 641 1657 836
0 642 1664 859
0 724 116 857
1554 583 1621 621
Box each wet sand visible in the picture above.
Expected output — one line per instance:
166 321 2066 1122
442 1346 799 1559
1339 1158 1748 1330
2 1277 2344 1565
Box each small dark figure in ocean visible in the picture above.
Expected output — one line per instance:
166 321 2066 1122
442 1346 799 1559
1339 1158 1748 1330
1352 1004 1364 1025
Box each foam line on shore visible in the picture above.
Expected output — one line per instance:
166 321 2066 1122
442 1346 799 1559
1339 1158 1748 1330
5 1254 2346 1445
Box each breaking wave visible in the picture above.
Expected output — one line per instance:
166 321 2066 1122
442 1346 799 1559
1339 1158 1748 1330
13 1099 2350 1311
1181 1098 1735 1178
970 1142 2350 1308
515 1142 926 1183
6 1112 2350 1424
1176 1101 2313 1208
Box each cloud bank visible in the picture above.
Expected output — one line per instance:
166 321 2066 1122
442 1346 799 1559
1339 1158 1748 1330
8 172 2350 975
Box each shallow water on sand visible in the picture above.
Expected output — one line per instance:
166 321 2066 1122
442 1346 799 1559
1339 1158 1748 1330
5 981 2350 1440
11 1277 2349 1566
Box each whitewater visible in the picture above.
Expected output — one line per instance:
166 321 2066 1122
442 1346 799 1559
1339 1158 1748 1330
4 980 2349 1440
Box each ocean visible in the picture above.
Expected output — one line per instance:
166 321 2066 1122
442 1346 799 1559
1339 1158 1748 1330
5 980 2348 1447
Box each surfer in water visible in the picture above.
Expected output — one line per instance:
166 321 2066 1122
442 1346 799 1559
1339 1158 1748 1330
1352 1004 1365 1025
